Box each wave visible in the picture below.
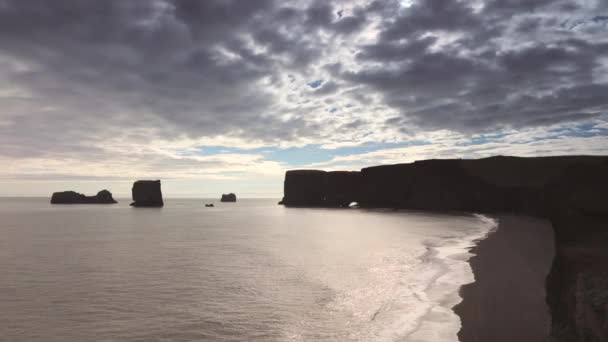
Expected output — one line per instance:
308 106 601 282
309 213 498 342
400 214 498 342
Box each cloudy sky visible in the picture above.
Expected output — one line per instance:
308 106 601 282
1 0 607 197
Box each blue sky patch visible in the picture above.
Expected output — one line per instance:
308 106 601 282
456 132 509 146
548 123 608 138
189 141 429 167
307 79 323 88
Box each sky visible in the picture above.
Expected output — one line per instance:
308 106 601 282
1 0 607 198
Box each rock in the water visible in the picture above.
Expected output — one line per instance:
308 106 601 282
220 193 237 202
96 190 115 203
50 190 117 204
205 203 214 207
130 180 164 207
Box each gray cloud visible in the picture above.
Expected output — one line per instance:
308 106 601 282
0 0 606 164
0 0 330 159
337 0 608 132
312 80 339 96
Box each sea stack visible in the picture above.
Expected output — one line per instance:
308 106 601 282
220 193 237 202
130 180 164 207
50 190 117 204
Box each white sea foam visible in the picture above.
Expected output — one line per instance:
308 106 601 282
404 214 498 342
322 212 498 342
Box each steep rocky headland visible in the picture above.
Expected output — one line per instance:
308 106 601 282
280 156 608 341
130 180 164 207
50 190 117 204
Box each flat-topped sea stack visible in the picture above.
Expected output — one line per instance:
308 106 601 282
220 193 237 202
130 180 164 207
50 190 117 204
280 155 608 341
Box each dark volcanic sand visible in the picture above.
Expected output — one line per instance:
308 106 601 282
454 214 555 342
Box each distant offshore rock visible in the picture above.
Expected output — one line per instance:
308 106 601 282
130 180 164 207
220 193 237 202
50 190 117 204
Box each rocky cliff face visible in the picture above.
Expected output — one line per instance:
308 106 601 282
360 159 507 210
51 190 117 204
547 211 608 341
130 180 164 207
543 160 608 341
281 170 361 207
280 156 608 341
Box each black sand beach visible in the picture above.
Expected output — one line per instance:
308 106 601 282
455 214 555 342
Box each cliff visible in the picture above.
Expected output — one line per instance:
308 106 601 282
280 156 608 341
281 170 361 207
130 180 164 207
50 190 117 204
220 193 237 202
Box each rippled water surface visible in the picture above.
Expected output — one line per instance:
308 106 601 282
0 198 495 342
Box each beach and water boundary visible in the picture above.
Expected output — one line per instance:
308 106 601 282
454 214 555 342
400 212 555 341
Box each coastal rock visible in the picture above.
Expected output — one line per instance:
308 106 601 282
96 190 115 203
50 190 117 204
282 170 328 206
359 160 501 210
550 161 608 216
130 180 164 207
281 170 361 207
546 211 608 342
220 193 237 202
326 171 361 207
281 156 608 214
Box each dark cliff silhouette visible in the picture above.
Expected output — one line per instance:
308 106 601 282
130 180 164 207
221 193 237 202
280 155 608 341
50 190 117 204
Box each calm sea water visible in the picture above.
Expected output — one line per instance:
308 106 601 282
0 198 495 342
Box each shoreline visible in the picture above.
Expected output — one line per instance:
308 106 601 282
454 214 555 342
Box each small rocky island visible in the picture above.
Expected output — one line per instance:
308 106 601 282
50 190 117 204
130 180 164 207
221 193 237 202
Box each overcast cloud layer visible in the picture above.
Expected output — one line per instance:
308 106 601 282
1 0 607 196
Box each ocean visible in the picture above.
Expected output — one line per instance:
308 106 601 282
0 198 496 342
